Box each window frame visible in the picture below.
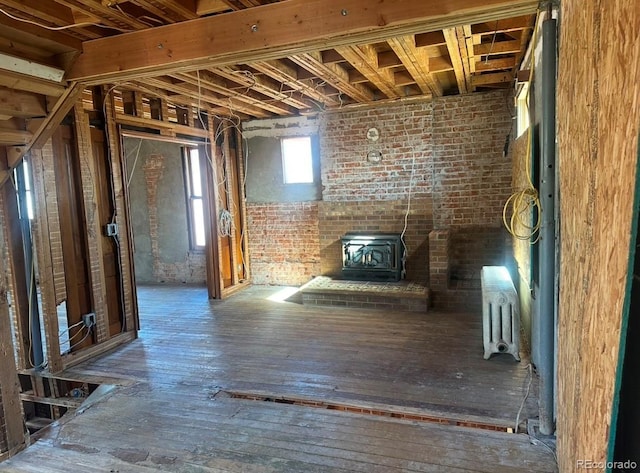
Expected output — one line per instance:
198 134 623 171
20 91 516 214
281 135 314 185
183 146 206 250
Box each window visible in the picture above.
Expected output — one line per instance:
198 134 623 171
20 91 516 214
183 147 206 248
281 136 313 184
516 82 530 138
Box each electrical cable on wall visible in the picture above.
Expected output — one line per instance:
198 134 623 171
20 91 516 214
502 13 542 244
399 113 419 280
218 209 233 237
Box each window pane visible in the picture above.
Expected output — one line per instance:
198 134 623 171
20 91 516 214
189 148 202 197
282 136 313 184
192 198 206 246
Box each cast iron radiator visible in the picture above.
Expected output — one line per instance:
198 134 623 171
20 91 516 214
481 266 520 361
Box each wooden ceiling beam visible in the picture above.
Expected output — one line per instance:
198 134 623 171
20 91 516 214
290 52 374 103
250 60 340 107
320 50 345 64
153 0 198 20
393 71 415 87
3 82 82 182
348 69 368 84
0 14 83 52
50 0 149 31
121 83 227 116
377 51 403 69
0 0 75 27
334 45 403 99
429 56 453 73
144 76 271 118
127 0 196 23
175 71 297 116
67 0 539 82
415 31 447 48
475 57 517 72
0 128 32 146
0 86 47 118
388 35 441 97
197 0 233 15
471 15 534 35
443 27 472 94
475 39 522 56
0 70 66 97
472 71 513 86
212 66 312 110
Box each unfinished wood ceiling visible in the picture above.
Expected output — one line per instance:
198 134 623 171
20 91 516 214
0 0 535 137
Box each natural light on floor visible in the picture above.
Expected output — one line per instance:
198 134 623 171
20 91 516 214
267 286 300 303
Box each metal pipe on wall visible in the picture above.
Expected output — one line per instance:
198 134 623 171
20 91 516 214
538 14 557 436
15 161 44 369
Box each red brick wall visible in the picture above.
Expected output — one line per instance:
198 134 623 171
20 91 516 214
246 91 513 288
320 101 434 202
247 202 320 286
431 92 513 228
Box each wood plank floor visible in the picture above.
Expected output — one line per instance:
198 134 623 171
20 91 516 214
0 285 557 472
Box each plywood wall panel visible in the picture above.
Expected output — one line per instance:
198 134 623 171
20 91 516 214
557 0 640 470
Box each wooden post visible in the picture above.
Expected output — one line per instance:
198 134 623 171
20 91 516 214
29 147 63 372
0 149 30 370
102 87 139 333
235 127 250 281
73 104 110 343
0 188 27 459
222 126 239 286
202 114 223 299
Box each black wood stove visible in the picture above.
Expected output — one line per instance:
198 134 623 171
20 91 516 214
341 232 403 281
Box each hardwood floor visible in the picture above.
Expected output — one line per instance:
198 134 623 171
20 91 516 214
0 285 557 472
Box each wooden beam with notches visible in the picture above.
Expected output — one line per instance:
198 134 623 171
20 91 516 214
290 52 374 103
249 60 340 108
388 35 442 97
67 0 538 83
334 45 403 99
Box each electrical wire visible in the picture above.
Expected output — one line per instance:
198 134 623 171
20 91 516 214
502 11 542 244
65 327 92 353
0 7 134 32
515 363 533 433
399 112 418 280
126 138 144 188
59 320 84 338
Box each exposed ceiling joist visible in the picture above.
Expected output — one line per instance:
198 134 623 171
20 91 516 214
66 0 538 82
290 52 374 103
0 86 47 118
443 27 471 94
175 71 296 116
249 60 340 108
144 76 271 118
388 36 442 97
334 45 403 99
212 65 312 111
0 70 66 97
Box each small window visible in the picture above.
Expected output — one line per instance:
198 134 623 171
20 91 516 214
281 136 313 184
516 82 530 138
183 147 206 248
